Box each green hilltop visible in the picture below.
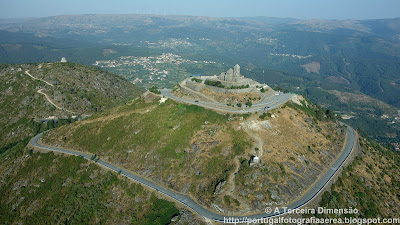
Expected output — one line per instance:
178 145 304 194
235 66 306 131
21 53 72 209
0 62 143 147
41 95 347 213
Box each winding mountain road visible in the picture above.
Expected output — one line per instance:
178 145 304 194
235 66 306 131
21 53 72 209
29 123 357 223
161 88 293 114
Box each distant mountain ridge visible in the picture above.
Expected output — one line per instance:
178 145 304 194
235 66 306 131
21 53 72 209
0 13 399 143
2 14 399 36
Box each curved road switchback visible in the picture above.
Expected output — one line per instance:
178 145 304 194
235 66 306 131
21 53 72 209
161 89 293 114
29 123 356 223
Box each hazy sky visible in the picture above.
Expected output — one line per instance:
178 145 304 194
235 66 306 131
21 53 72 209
1 0 399 20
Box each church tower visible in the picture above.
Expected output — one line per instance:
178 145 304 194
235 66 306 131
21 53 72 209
233 64 240 82
234 64 240 77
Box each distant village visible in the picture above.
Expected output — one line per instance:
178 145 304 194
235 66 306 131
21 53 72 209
93 53 216 87
268 53 313 59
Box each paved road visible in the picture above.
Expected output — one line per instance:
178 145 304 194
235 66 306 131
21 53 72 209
30 124 356 223
161 89 293 114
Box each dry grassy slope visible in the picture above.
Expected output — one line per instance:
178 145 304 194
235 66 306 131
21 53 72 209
173 87 263 105
0 142 203 225
301 61 321 74
42 97 345 214
313 137 400 218
42 98 234 207
199 88 263 104
218 105 345 213
0 63 143 146
326 89 398 113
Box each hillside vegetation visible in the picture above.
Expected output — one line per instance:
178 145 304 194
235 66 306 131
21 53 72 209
310 136 400 219
42 96 346 214
0 139 202 225
304 87 400 143
0 62 142 147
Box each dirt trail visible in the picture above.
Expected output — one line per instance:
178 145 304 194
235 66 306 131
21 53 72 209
226 156 240 195
342 58 352 80
37 89 75 114
241 119 264 157
38 89 61 110
78 105 157 125
224 154 251 213
25 70 54 87
223 118 265 211
25 70 76 115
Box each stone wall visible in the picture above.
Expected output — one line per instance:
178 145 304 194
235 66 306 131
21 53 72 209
179 81 216 102
205 85 254 94
186 81 205 92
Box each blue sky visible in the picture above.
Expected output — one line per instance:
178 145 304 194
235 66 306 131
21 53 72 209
1 0 399 19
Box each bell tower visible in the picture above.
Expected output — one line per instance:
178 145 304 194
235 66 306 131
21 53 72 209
233 64 240 78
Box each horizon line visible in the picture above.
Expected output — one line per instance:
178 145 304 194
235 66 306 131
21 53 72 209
1 13 399 21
